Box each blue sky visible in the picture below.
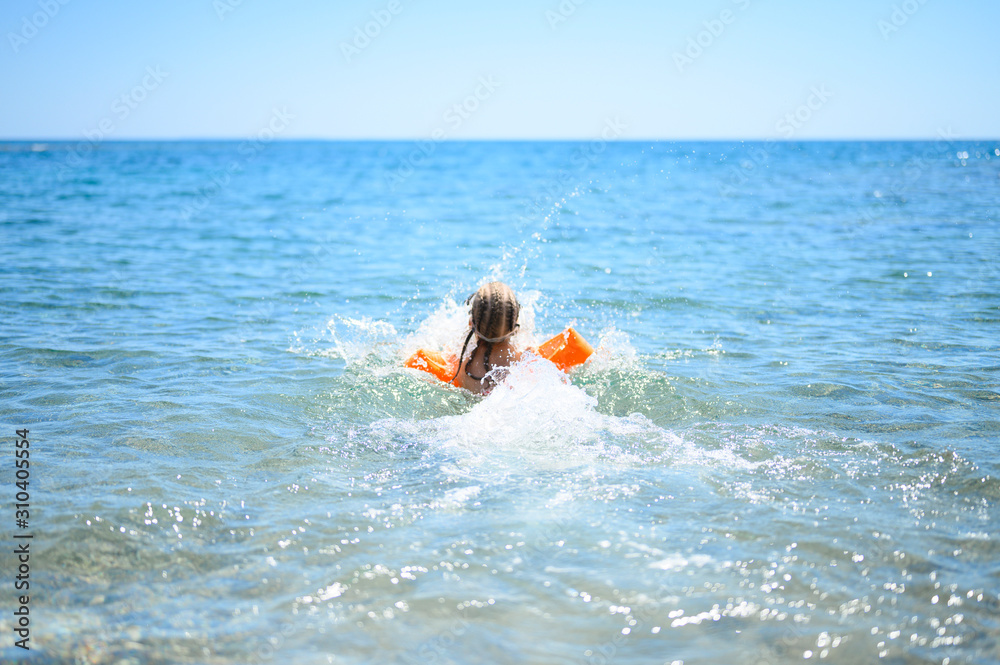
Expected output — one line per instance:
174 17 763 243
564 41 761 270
2 0 997 139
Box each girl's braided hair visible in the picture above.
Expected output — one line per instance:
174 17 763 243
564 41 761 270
450 282 520 385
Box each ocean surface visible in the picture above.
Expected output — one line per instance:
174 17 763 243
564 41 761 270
1 139 998 664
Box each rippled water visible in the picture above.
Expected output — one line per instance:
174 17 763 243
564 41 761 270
1 140 999 664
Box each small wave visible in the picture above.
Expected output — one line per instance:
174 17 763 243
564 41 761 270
307 299 764 479
289 314 398 366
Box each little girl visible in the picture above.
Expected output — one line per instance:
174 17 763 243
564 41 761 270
450 281 522 394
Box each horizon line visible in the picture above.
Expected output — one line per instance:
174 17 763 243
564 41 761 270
2 136 997 144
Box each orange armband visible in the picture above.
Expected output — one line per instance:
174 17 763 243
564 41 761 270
405 327 592 384
534 327 593 372
403 348 460 385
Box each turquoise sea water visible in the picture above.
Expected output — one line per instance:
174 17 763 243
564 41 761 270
1 140 999 664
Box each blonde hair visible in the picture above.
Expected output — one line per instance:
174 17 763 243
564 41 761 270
451 282 520 384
